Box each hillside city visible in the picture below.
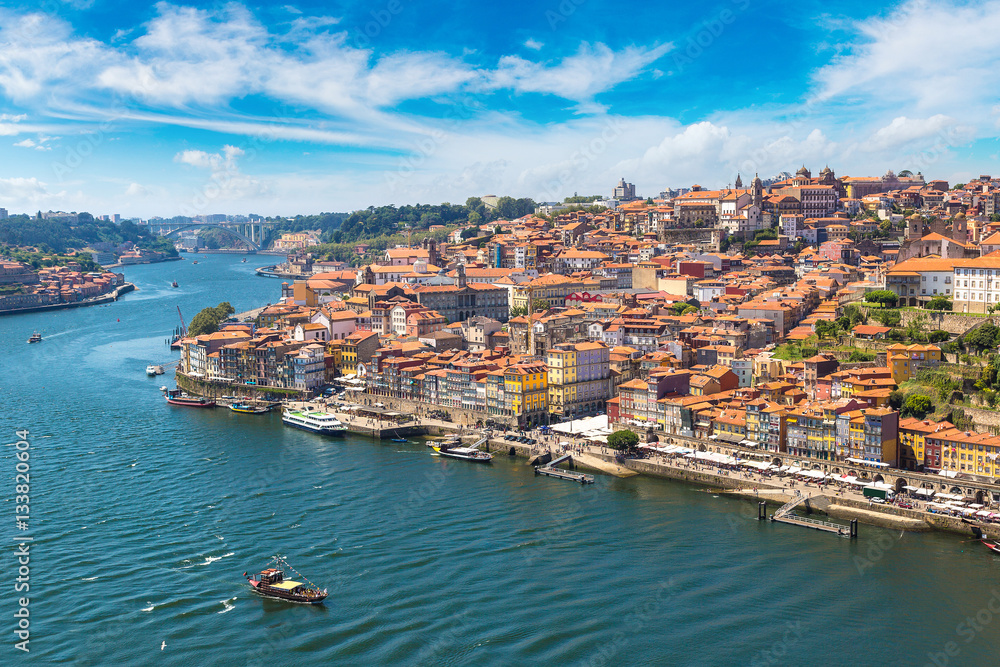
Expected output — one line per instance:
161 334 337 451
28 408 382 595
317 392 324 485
157 167 1000 486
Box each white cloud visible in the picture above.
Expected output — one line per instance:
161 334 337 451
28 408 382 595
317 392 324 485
487 43 672 101
2 5 667 127
125 182 149 197
173 144 268 203
813 0 1000 113
12 133 54 150
0 176 53 203
524 39 543 51
865 115 969 152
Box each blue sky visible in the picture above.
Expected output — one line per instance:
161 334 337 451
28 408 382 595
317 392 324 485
0 0 998 217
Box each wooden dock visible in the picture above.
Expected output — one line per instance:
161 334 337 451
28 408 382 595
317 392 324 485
770 495 857 537
534 454 595 484
535 466 595 484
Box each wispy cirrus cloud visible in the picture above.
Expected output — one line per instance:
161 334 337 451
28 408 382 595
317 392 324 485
813 0 1000 114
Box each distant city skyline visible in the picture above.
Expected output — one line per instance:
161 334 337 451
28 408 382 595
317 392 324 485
1 0 999 217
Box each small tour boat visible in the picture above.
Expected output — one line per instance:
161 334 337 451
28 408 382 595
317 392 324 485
192 260 198 264
163 388 215 408
230 402 271 414
28 332 42 344
242 258 247 262
146 365 165 376
432 443 493 463
244 557 327 604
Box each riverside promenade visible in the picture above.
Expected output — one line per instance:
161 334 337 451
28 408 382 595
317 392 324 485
285 394 1000 538
479 429 1000 538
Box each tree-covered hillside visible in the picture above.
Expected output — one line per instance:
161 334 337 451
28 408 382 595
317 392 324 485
0 214 177 256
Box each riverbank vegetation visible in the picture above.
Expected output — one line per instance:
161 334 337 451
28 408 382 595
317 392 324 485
0 214 177 258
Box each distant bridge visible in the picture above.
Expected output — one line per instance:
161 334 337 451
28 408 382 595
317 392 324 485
150 221 280 252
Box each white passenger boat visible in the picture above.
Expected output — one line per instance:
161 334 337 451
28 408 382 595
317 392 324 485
282 409 347 435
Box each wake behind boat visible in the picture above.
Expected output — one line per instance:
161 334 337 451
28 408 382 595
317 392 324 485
244 556 327 604
282 408 347 434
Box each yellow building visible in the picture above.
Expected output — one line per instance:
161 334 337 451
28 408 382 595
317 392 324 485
326 340 344 378
897 416 950 470
547 346 577 417
504 361 549 427
887 343 942 384
341 331 378 376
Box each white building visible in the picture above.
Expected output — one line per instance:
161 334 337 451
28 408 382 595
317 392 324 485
693 280 726 304
292 344 326 391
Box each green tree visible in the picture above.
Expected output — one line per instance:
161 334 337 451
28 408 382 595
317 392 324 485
966 323 1000 352
872 309 901 327
841 304 864 328
905 313 928 341
531 299 550 312
188 301 236 337
468 211 483 225
927 330 950 343
888 390 904 411
509 305 528 318
902 394 933 419
815 320 839 340
608 429 640 454
925 296 952 311
680 304 698 315
864 290 898 308
670 301 696 316
847 350 875 362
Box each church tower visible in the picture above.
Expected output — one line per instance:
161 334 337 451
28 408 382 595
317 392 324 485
752 174 763 208
735 173 743 189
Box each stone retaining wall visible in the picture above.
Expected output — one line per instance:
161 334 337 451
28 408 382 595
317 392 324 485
362 394 518 428
176 372 309 401
900 310 999 334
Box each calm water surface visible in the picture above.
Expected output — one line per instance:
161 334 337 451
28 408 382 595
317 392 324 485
2 253 999 666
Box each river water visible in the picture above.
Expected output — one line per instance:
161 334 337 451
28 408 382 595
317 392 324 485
3 253 1000 666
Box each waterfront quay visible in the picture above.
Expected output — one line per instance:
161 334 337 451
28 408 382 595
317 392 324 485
273 391 1000 539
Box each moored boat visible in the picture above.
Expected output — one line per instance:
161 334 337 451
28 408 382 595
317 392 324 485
230 402 271 414
282 408 347 434
146 365 165 376
163 388 215 407
432 445 493 462
244 557 327 604
28 332 42 343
